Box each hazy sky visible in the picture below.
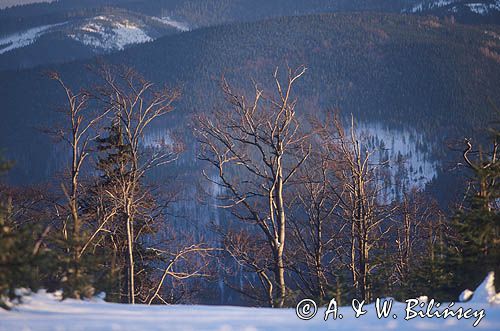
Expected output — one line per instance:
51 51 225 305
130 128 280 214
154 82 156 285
0 0 55 10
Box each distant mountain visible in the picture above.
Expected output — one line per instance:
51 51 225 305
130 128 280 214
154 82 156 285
1 12 499 192
3 0 499 70
403 0 500 23
0 0 413 38
0 8 188 70
0 0 54 10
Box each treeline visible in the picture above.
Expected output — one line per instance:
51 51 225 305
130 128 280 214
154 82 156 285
0 64 498 308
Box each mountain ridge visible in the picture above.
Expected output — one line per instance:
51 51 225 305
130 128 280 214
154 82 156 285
0 12 499 190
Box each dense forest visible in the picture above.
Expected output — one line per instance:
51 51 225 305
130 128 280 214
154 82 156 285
0 0 415 34
2 0 498 38
1 13 500 185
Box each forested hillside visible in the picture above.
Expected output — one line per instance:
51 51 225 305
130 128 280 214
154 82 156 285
1 12 499 183
407 0 500 24
3 1 498 71
0 0 413 34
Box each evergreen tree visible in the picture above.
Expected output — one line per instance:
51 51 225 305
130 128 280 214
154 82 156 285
92 118 158 303
0 155 48 309
452 118 499 292
93 119 133 303
406 236 458 301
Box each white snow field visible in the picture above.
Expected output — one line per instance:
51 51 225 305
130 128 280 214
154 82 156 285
1 273 499 331
0 22 66 55
68 15 153 51
406 0 500 14
151 16 190 32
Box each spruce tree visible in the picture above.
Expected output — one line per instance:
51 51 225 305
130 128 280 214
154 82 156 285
452 120 499 292
92 119 157 303
94 120 132 302
0 155 47 309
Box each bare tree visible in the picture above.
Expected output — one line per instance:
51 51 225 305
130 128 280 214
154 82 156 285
288 141 343 302
462 137 499 211
49 72 110 298
318 114 394 302
392 191 442 288
195 66 310 307
92 65 181 304
147 243 216 305
217 228 276 307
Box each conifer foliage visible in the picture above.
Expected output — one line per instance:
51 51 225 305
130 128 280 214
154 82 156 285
453 113 500 290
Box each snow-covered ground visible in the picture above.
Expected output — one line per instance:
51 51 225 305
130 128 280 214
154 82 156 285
0 0 55 10
405 0 500 14
68 15 153 51
0 22 66 54
151 16 190 32
359 122 439 191
466 2 500 15
0 13 189 55
1 273 499 331
406 0 454 13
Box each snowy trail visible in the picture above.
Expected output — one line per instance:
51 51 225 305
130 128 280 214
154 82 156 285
1 274 499 331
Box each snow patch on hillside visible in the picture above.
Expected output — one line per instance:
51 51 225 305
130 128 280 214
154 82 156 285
0 0 55 10
0 13 188 55
151 16 190 32
466 2 500 15
468 3 489 14
0 22 66 55
405 0 500 14
407 0 454 13
1 273 499 331
358 122 438 194
69 15 152 51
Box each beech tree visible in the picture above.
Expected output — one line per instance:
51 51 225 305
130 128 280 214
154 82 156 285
317 114 394 302
288 139 343 303
216 227 277 306
91 65 181 304
391 191 446 294
195 66 310 307
147 242 215 305
49 72 110 298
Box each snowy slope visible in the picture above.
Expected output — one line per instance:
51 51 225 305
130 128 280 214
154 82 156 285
0 12 189 56
0 0 55 10
151 16 190 32
0 22 66 55
68 15 154 51
407 0 455 13
359 123 439 192
466 2 500 14
1 273 499 331
405 0 500 15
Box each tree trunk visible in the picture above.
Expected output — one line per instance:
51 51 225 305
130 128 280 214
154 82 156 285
275 163 286 308
126 211 135 304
